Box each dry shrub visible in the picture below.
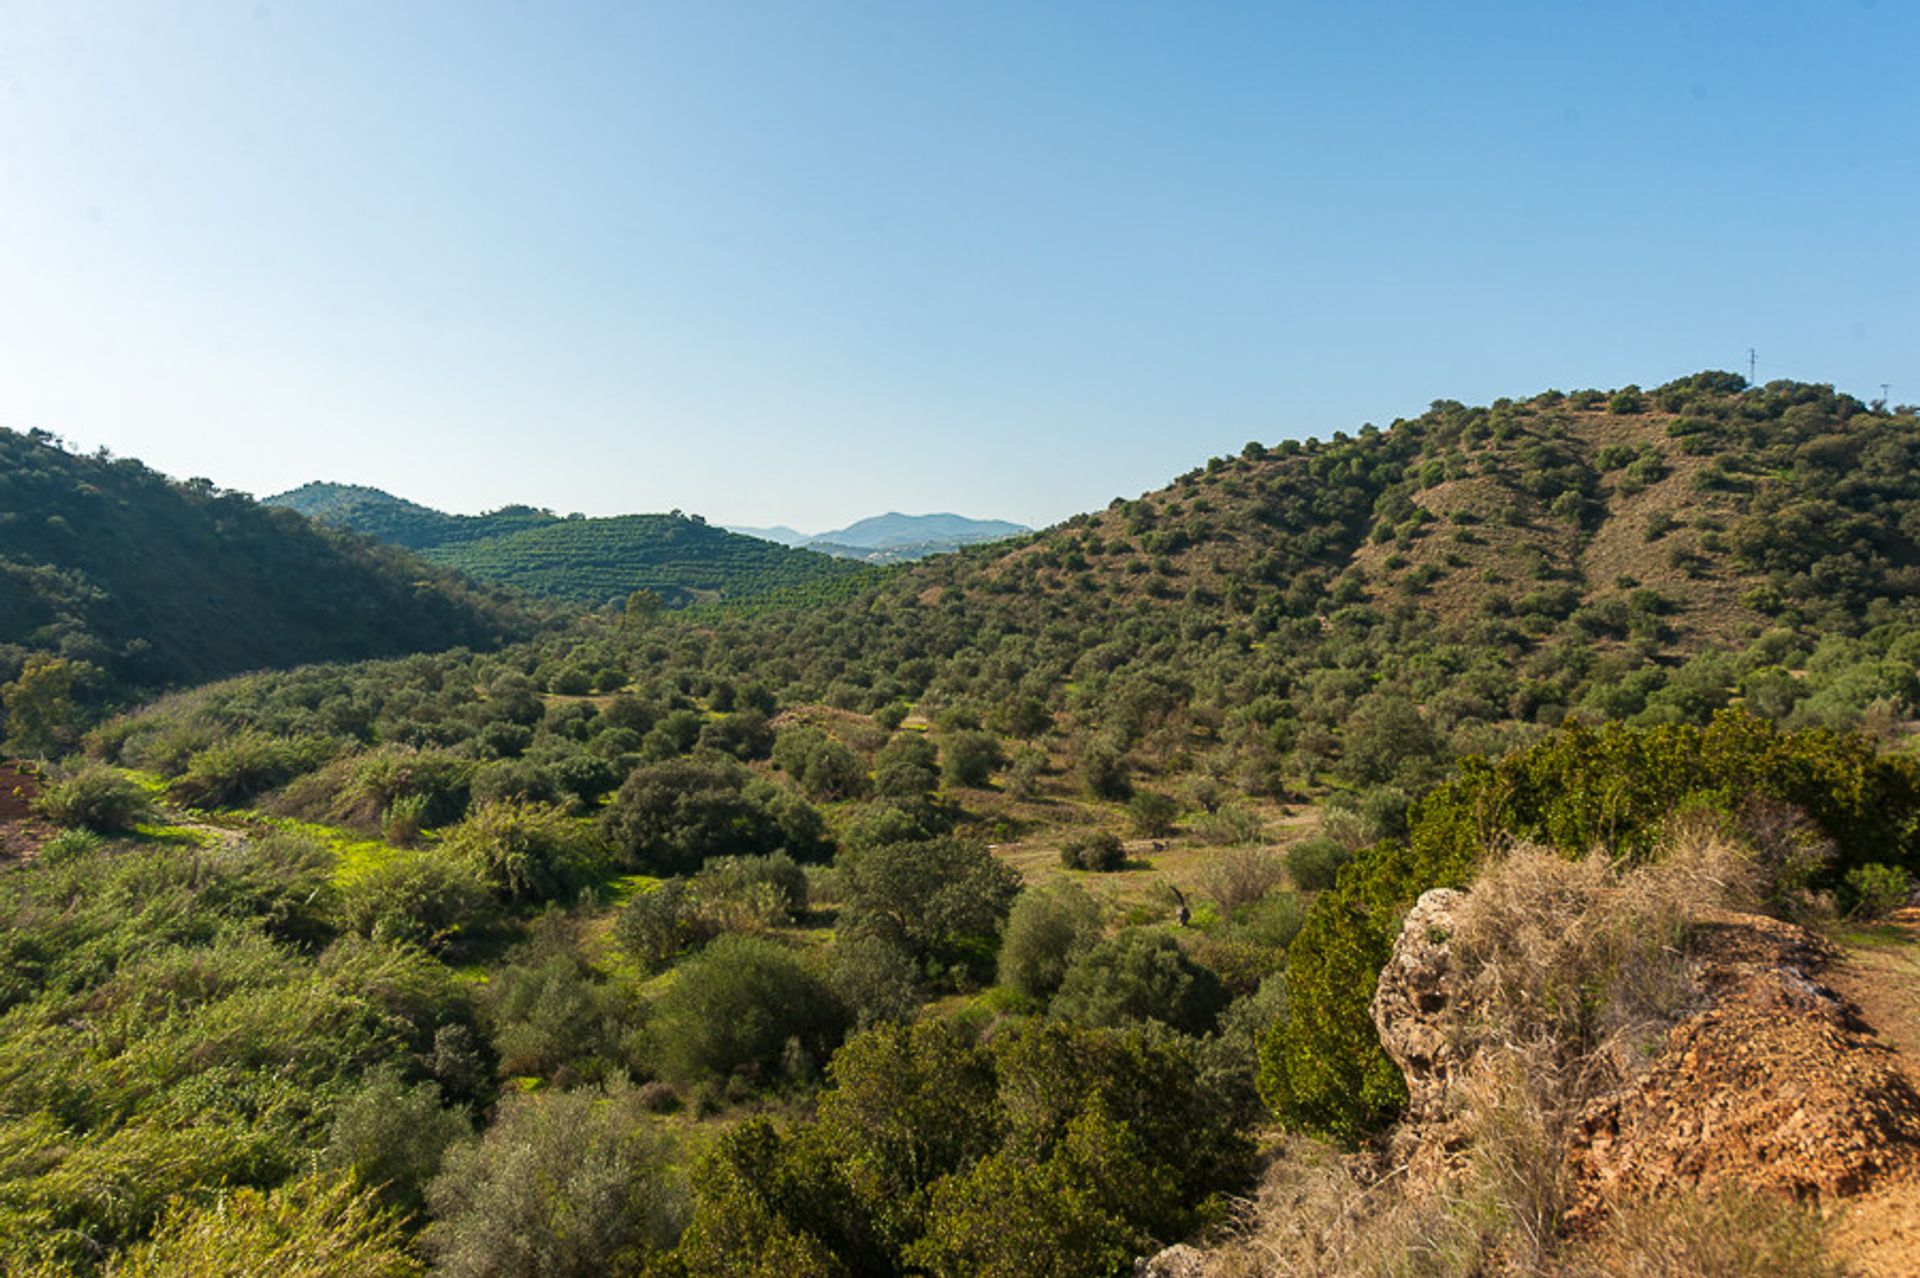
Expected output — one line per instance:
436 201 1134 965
1449 834 1767 1065
1202 847 1288 913
1560 1188 1850 1278
1203 1137 1487 1278
1731 797 1839 921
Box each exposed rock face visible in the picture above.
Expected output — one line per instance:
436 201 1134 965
1133 1243 1207 1278
1563 911 1920 1227
1370 887 1471 1128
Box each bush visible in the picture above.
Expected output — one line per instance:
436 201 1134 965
423 1080 685 1278
1127 791 1178 837
1200 846 1287 912
441 800 606 902
829 934 922 1027
1059 830 1126 871
1193 804 1263 846
646 935 848 1085
169 730 334 807
337 851 491 951
113 1174 422 1278
838 835 1021 983
485 933 626 1079
999 883 1102 1001
322 1066 470 1211
602 757 826 874
941 729 1004 788
1285 836 1353 890
614 878 712 971
1050 930 1228 1035
1080 739 1132 800
1845 862 1910 920
32 764 152 832
696 851 808 921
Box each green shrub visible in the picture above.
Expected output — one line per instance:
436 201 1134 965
321 1066 470 1211
602 757 827 874
1059 830 1126 871
1844 862 1910 920
1285 836 1352 890
1200 846 1287 911
1127 791 1179 837
614 878 712 971
837 835 1020 984
999 883 1102 1001
441 800 606 902
1193 804 1263 846
423 1080 685 1278
1080 739 1132 800
337 850 490 951
112 1174 423 1278
169 730 335 807
32 764 152 832
1050 930 1228 1035
828 934 922 1027
647 935 848 1085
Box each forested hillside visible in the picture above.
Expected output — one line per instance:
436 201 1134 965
0 430 535 743
268 483 866 607
7 373 1920 1276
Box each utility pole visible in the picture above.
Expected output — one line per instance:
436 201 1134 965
1747 348 1757 385
1881 383 1891 407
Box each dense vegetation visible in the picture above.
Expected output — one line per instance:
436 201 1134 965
268 483 866 607
7 373 1920 1273
0 431 536 746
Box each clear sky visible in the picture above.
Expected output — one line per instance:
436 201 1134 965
1 2 1913 532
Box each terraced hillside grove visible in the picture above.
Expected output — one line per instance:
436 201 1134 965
268 484 866 607
0 429 535 727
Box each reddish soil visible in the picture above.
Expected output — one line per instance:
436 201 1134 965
0 762 57 865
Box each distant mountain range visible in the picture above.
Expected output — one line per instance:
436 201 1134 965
727 512 1030 563
264 482 862 607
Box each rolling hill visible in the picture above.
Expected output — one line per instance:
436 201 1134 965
39 370 1920 1278
266 483 865 606
726 511 1030 563
0 428 536 708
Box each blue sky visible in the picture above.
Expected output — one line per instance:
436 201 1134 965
1 1 1913 532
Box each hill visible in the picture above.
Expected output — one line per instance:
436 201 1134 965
264 481 555 550
265 484 865 606
725 511 1030 563
811 511 1028 551
23 372 1920 1276
0 429 535 734
134 372 1920 804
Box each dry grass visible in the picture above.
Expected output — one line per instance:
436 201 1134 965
1560 1189 1853 1278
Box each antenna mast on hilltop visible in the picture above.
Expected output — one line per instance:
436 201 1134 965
1747 348 1757 385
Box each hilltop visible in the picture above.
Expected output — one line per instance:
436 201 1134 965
0 429 534 724
266 483 865 606
727 510 1031 563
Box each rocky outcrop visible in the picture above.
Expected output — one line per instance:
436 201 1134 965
1370 887 1471 1128
1372 889 1920 1230
1133 1243 1207 1278
1563 911 1920 1227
